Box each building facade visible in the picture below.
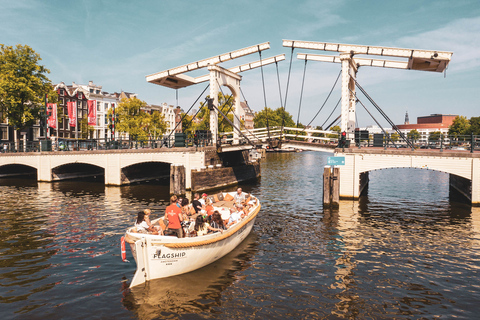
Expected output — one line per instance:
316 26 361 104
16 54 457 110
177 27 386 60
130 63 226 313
396 113 458 143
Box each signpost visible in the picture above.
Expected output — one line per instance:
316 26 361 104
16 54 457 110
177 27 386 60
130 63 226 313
327 156 345 166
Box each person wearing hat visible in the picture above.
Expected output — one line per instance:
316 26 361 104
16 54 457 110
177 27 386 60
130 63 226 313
226 203 245 227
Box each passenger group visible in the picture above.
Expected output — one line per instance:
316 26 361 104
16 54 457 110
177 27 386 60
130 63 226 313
134 188 254 238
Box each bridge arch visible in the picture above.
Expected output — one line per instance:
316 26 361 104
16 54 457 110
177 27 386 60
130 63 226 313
338 152 480 206
52 162 104 181
121 161 171 185
0 163 37 179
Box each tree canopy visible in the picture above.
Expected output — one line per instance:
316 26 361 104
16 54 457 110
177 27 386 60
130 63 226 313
109 97 167 140
183 92 240 135
0 44 57 130
253 107 295 128
407 129 420 142
448 116 470 136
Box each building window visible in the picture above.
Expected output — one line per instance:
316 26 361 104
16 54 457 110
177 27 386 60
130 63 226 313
96 90 100 94
97 101 101 111
78 93 82 99
0 127 8 140
90 88 94 93
59 88 64 96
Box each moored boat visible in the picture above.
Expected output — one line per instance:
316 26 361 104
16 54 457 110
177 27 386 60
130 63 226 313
124 191 260 288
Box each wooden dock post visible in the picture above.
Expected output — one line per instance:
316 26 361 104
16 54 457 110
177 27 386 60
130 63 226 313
323 166 331 205
170 165 186 195
323 166 339 207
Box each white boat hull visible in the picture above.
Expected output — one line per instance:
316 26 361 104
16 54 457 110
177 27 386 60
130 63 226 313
126 197 260 288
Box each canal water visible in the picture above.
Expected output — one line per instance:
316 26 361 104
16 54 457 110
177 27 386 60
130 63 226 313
1 151 479 319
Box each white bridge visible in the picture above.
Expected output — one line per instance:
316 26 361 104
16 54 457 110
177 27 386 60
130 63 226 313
0 148 206 188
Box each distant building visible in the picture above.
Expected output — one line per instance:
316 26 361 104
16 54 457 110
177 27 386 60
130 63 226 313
239 101 255 130
54 81 138 140
144 103 182 135
396 113 457 143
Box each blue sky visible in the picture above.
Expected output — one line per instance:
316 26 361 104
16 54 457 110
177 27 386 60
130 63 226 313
1 0 479 128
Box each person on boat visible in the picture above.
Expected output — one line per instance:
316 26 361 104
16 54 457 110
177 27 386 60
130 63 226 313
233 188 247 205
192 193 202 214
176 196 183 208
205 198 214 217
199 193 208 206
164 195 183 238
226 204 245 227
135 211 159 234
180 198 191 221
143 209 163 234
194 215 224 236
210 211 227 231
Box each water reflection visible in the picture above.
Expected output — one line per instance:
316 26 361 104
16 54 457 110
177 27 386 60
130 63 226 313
122 233 259 318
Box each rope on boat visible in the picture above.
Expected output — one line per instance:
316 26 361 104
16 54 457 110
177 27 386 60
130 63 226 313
163 204 261 248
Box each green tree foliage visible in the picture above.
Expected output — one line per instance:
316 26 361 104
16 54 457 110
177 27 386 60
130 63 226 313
110 97 167 140
327 125 341 139
448 116 470 136
184 92 239 135
0 44 57 129
428 131 442 142
149 111 167 139
391 132 400 142
407 129 420 143
469 116 480 135
253 107 295 128
79 117 94 139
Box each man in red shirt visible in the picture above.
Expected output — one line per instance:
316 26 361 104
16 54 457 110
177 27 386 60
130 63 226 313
164 195 183 237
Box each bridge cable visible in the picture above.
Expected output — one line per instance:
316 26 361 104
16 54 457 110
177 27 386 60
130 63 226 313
211 103 256 147
352 77 414 149
162 84 210 147
258 48 271 143
296 58 307 128
305 69 342 129
321 97 341 129
324 114 341 130
275 61 285 136
281 46 295 135
216 80 260 145
349 88 397 148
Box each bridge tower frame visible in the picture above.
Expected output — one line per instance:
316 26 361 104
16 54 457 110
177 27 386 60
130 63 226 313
145 42 285 145
283 40 453 141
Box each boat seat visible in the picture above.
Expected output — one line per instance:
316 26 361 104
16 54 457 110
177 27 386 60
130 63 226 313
212 200 235 208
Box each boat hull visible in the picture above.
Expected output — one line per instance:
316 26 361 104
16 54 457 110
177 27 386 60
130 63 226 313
127 202 260 288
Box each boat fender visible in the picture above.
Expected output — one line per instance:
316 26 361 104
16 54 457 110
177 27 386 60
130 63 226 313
120 236 129 262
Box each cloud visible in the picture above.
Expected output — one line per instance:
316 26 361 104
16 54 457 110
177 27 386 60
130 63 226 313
396 16 480 72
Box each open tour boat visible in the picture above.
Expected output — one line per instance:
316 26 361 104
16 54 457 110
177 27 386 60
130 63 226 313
124 192 260 288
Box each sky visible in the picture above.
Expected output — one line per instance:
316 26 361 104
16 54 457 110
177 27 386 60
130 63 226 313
1 0 479 129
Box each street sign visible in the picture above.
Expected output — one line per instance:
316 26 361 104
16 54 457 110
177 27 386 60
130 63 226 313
327 156 345 166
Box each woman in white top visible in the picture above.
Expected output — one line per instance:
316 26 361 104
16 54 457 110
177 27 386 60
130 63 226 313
135 211 159 234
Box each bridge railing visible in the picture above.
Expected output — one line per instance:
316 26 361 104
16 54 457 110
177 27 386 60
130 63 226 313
219 126 340 145
0 134 214 153
353 133 480 152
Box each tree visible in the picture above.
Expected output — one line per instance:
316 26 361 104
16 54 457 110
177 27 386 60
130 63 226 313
448 116 470 137
428 131 442 142
149 111 167 139
407 129 420 143
253 107 295 128
110 97 167 141
79 117 94 139
391 132 400 142
0 44 57 143
327 125 341 139
184 92 241 135
469 116 480 135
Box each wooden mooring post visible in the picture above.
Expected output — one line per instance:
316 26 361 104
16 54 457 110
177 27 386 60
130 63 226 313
170 164 186 195
323 166 339 207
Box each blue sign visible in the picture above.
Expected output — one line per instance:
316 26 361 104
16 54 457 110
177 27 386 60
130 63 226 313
327 156 345 166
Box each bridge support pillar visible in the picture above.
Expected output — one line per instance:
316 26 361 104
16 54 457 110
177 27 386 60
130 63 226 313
473 158 480 206
37 156 52 182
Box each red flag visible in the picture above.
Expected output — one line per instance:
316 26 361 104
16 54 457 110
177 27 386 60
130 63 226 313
47 103 57 129
87 100 97 126
67 101 77 127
